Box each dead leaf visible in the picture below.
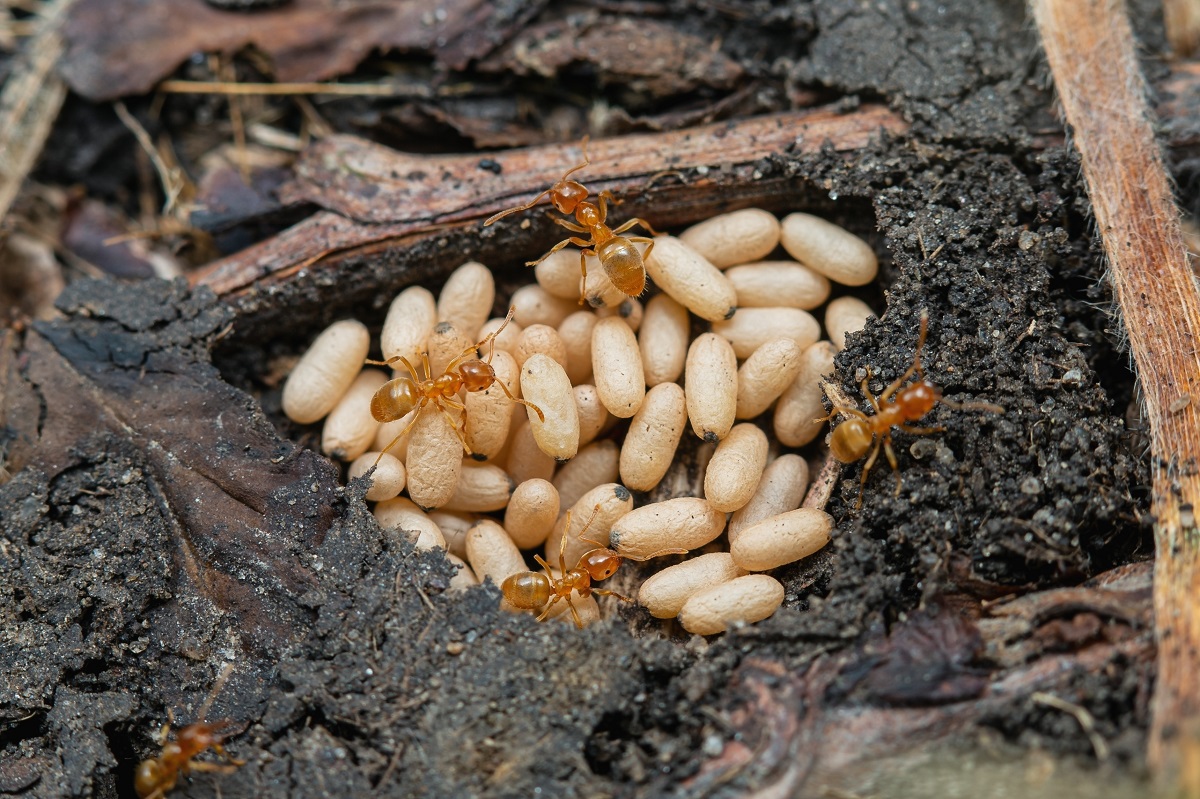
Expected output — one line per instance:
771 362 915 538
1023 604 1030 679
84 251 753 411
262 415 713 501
61 0 542 102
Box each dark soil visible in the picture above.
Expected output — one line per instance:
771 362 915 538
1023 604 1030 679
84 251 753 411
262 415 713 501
1 1 1163 797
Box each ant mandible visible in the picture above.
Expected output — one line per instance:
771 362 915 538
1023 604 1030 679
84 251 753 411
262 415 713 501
502 504 685 628
823 310 1004 509
367 307 544 463
134 665 244 799
483 136 660 305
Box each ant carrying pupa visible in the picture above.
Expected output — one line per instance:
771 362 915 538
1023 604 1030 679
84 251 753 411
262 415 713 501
823 310 1004 508
367 307 544 463
484 137 660 304
501 504 684 628
134 664 244 799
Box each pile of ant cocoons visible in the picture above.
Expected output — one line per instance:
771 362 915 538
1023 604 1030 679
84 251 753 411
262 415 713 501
281 207 879 635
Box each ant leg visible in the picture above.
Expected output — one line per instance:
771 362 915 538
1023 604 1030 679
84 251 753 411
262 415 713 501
435 401 472 455
860 368 883 413
613 217 662 237
578 248 593 305
536 595 563 622
594 588 634 603
879 314 931 402
565 596 584 629
628 235 656 265
375 403 426 464
492 378 546 422
855 439 883 509
556 218 591 234
211 742 246 766
897 424 944 435
188 762 243 775
526 237 590 268
816 404 871 425
365 355 403 367
882 437 904 497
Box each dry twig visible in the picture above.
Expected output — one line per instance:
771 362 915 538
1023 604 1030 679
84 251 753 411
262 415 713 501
1032 0 1200 791
0 0 74 224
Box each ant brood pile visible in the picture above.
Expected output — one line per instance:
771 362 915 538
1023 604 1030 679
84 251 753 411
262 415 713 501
280 147 1001 634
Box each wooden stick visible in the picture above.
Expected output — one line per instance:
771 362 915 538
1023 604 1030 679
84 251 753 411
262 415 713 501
1031 0 1200 791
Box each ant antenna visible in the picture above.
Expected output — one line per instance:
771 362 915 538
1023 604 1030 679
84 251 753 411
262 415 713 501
196 662 235 722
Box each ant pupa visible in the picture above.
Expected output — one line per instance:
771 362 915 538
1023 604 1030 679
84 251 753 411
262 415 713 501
367 307 544 463
824 310 1004 508
501 504 685 628
484 137 660 304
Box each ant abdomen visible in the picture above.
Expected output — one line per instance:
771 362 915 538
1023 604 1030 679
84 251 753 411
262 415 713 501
597 238 647 296
829 418 873 463
502 571 552 610
370 377 419 423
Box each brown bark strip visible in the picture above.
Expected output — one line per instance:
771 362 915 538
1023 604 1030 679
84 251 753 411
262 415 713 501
190 105 905 298
1031 0 1200 790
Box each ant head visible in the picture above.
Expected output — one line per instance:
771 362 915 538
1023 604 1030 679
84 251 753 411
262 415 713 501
829 417 873 463
371 377 419 423
580 549 621 581
551 180 589 214
897 380 941 418
457 359 495 392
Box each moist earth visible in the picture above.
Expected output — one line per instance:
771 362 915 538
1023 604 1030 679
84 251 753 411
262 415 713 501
0 1 1157 797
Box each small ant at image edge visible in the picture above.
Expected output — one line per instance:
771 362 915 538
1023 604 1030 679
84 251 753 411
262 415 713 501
134 665 244 799
367 307 544 463
822 309 1004 509
484 136 660 305
501 504 685 628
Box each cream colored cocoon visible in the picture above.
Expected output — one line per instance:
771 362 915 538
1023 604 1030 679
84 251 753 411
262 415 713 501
678 574 785 635
684 333 738 443
444 463 514 513
643 236 738 322
519 354 580 461
282 319 370 424
373 497 447 550
779 213 878 287
465 519 526 587
405 410 464 510
711 307 820 359
347 452 406 502
320 368 388 461
639 293 689 386
638 552 746 619
824 296 876 351
591 316 646 418
725 261 831 310
774 341 837 448
734 338 804 419
437 261 495 340
730 508 833 571
464 349 520 460
678 208 781 269
504 479 560 549
704 423 769 513
380 287 435 365
620 382 687 492
728 454 809 541
609 497 726 559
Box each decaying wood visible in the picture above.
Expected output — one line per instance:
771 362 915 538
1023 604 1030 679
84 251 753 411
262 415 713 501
189 105 906 300
1032 0 1200 790
0 0 74 225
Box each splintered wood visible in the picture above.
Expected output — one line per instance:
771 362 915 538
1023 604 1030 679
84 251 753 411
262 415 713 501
1032 0 1200 790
